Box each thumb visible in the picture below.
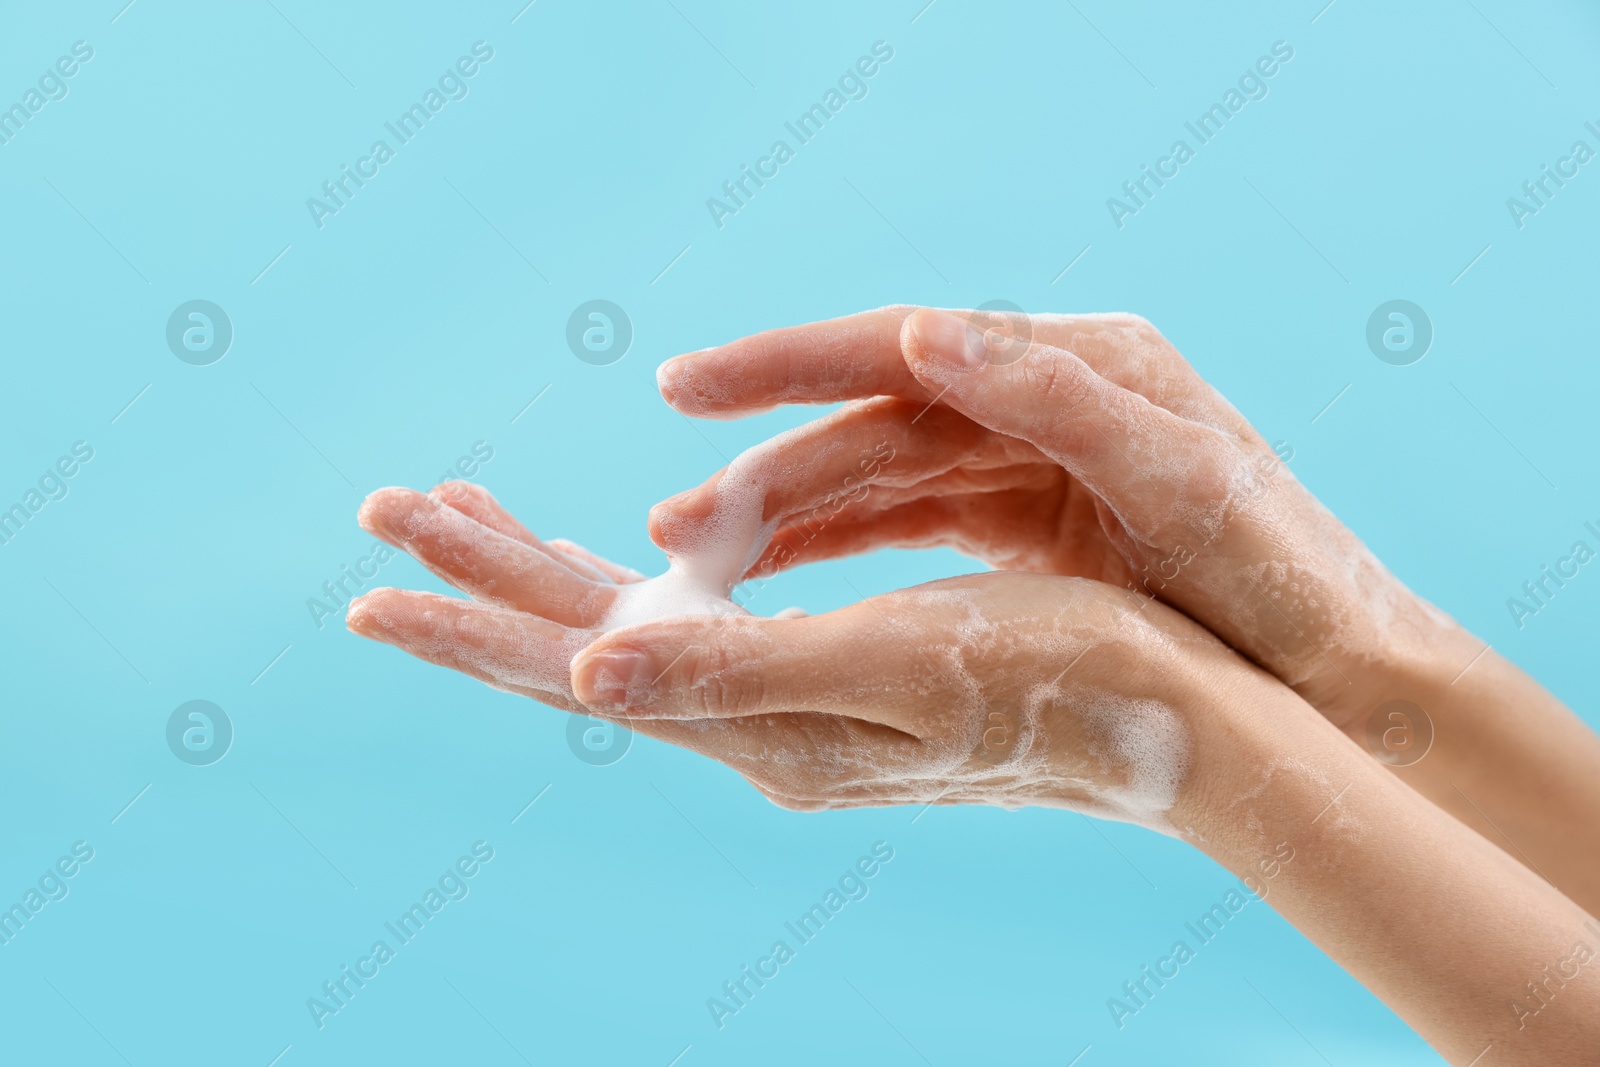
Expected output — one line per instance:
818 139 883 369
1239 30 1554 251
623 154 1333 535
569 611 926 733
900 308 1222 524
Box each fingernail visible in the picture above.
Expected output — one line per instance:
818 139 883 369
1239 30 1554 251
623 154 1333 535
910 309 990 371
574 649 654 711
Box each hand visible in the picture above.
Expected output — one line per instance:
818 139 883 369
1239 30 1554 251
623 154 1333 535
344 484 1600 1064
346 481 1237 828
570 568 1244 825
653 306 1453 732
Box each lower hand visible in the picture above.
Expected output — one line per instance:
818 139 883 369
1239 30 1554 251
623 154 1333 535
347 480 1236 828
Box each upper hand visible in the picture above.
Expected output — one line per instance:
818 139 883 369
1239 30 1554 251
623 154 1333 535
652 305 1454 732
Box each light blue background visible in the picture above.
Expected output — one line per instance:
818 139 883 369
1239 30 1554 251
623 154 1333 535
1 1 1595 1063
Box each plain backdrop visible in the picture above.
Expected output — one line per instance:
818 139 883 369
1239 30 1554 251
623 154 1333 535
1 1 1596 1063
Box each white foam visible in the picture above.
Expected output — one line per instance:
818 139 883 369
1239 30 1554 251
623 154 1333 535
1078 695 1193 831
599 471 764 629
597 421 832 629
570 427 1195 831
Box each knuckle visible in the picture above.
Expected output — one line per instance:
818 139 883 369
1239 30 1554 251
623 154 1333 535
1023 348 1094 416
684 643 761 716
1110 312 1164 344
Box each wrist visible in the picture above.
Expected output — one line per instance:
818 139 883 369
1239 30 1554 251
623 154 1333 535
1169 663 1600 1061
1163 655 1343 846
1308 592 1476 741
1347 611 1506 773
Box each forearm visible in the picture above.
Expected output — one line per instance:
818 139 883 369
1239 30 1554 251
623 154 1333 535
1366 621 1600 916
1175 667 1600 1064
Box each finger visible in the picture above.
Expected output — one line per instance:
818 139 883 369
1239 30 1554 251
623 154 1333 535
900 309 1230 540
359 487 617 627
657 306 932 418
545 538 646 584
738 759 976 811
659 306 1242 434
750 489 1060 577
655 305 1076 419
430 480 540 544
752 774 975 810
638 711 928 799
746 459 1060 551
347 587 592 705
430 481 613 583
346 596 765 755
568 610 934 733
347 591 927 799
755 473 1128 583
648 397 1039 553
748 781 889 812
750 783 832 812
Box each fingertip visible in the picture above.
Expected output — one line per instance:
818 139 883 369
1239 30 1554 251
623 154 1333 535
429 479 480 508
345 587 393 636
653 349 761 420
358 487 427 541
657 351 716 410
656 358 683 405
648 485 717 550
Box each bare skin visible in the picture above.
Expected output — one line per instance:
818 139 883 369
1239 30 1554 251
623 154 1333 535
349 474 1599 1063
652 306 1600 915
343 305 1600 1061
